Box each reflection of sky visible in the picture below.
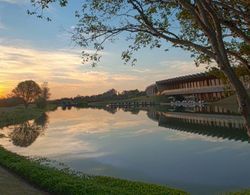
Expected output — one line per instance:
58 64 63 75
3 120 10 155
1 107 250 195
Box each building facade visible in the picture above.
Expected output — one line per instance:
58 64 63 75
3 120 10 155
146 72 249 101
145 84 158 97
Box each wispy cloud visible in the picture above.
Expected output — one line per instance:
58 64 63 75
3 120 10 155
0 45 143 98
159 60 206 78
0 0 27 4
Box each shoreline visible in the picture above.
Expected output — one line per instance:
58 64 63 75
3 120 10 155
0 104 57 128
0 147 186 195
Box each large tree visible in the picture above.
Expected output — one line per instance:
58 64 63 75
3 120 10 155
29 0 250 132
12 80 41 108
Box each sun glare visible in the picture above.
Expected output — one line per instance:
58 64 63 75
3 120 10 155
0 85 6 98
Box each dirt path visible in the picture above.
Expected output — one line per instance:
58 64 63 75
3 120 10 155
0 166 46 195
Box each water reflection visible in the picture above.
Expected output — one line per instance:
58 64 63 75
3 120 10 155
0 133 6 138
146 106 249 142
1 107 250 194
8 113 49 147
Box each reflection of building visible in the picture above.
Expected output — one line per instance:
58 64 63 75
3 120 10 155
153 111 249 142
146 111 160 122
145 72 249 101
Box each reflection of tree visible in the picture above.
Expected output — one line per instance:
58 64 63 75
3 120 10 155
103 107 117 114
122 108 140 115
9 113 49 147
0 133 6 138
61 106 72 110
34 113 49 129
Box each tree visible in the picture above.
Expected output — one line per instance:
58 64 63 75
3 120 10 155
9 114 48 147
29 0 250 132
12 80 41 108
36 82 51 108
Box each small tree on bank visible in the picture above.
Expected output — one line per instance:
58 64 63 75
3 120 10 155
35 82 51 108
29 1 250 133
12 80 41 108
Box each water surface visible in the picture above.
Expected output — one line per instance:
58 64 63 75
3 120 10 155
1 107 250 194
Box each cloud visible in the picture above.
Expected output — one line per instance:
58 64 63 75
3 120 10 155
159 60 206 78
0 0 27 4
0 108 148 158
0 42 209 99
0 45 143 98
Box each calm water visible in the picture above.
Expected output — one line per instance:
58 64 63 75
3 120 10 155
1 106 250 194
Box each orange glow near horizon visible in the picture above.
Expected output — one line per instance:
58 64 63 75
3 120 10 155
0 83 14 98
0 86 6 98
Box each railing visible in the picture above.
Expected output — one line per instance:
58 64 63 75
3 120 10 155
161 85 225 95
161 112 245 128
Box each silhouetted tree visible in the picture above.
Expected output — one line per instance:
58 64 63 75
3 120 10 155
36 82 51 108
12 80 41 108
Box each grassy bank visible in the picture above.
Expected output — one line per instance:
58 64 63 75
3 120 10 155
231 190 250 195
0 147 186 195
0 104 57 128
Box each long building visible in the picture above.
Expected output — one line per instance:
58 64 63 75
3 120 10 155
146 72 249 101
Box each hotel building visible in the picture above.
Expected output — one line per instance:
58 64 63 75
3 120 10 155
146 72 249 101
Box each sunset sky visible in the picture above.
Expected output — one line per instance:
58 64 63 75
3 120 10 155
0 0 206 99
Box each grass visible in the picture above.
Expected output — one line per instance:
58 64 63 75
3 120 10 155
0 147 187 195
0 104 57 128
230 190 250 195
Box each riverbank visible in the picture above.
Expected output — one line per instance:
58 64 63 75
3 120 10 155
0 104 57 128
0 147 186 195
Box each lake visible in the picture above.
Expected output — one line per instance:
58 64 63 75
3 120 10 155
1 106 250 194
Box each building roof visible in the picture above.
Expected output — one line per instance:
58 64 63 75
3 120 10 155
156 72 215 85
145 83 157 90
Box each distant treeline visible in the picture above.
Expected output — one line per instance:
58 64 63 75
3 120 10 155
1 89 145 108
54 89 146 106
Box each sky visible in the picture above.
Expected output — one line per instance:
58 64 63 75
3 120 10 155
0 0 206 99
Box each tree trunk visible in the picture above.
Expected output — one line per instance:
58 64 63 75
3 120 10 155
24 102 29 109
220 64 250 135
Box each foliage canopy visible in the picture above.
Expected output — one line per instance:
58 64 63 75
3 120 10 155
12 80 41 108
29 0 249 69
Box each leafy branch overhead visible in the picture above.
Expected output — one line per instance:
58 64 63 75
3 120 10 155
29 0 249 68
